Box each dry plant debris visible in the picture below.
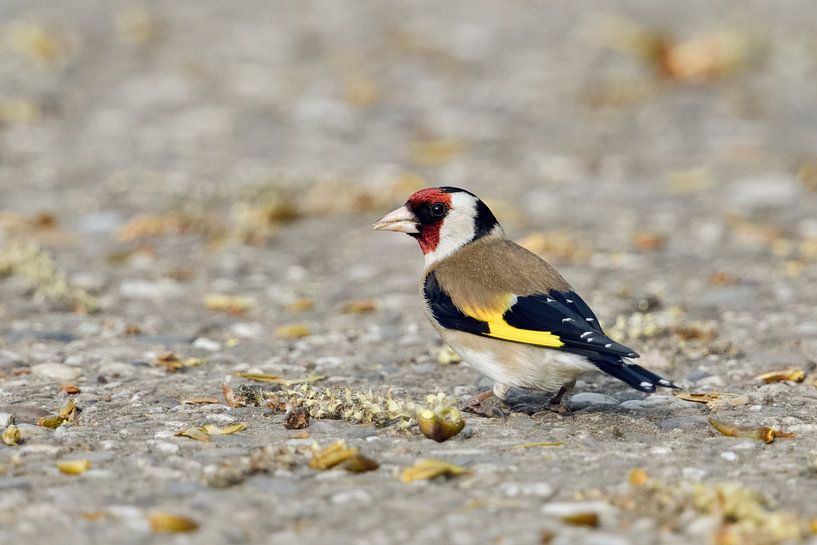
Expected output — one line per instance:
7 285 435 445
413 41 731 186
0 243 98 312
204 293 255 315
708 418 795 444
233 372 325 386
417 406 465 442
36 398 78 428
613 472 810 544
595 16 763 81
275 324 312 338
2 424 21 446
56 459 91 475
308 440 379 473
755 368 806 384
176 423 248 442
154 352 207 372
340 300 378 314
673 391 750 410
264 386 458 432
283 406 310 429
148 513 199 533
117 207 224 242
400 459 470 483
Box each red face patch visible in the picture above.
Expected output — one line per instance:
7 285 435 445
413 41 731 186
406 188 453 254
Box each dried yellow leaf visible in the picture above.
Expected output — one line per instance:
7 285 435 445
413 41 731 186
275 324 311 338
148 513 199 533
340 300 377 314
309 440 357 470
2 425 21 446
755 368 806 384
504 442 563 450
673 391 749 409
629 468 649 487
204 294 255 315
561 512 600 527
175 427 210 442
202 422 247 435
8 22 64 64
343 453 380 473
154 352 207 372
233 372 325 386
57 459 91 475
709 417 795 444
59 398 76 419
286 298 315 312
400 458 470 483
37 414 66 428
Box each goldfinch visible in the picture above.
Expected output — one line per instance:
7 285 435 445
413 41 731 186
374 186 676 413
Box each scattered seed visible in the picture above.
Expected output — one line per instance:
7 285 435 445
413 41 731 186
148 513 199 533
57 459 91 475
400 458 470 483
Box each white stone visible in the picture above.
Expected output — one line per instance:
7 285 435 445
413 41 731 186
499 481 554 498
0 413 13 427
31 363 81 382
193 337 221 351
720 451 738 462
230 322 263 339
330 489 372 505
205 413 236 424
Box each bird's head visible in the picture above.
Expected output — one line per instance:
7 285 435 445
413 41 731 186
373 187 502 266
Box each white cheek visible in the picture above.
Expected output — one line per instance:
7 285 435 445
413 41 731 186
423 193 477 268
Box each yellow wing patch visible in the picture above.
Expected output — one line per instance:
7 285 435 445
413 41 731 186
461 297 564 349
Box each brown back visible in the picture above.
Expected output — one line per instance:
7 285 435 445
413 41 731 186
429 235 571 311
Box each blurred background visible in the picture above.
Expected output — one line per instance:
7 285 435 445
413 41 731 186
3 2 817 543
2 0 817 340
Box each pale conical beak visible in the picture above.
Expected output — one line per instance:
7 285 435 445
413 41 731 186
373 205 420 234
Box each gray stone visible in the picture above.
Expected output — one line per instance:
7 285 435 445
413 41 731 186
569 392 620 409
0 478 32 491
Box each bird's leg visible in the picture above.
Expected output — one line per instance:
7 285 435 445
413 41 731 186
463 383 509 419
547 380 575 414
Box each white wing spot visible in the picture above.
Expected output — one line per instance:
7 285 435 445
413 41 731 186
580 332 592 338
639 381 653 389
604 343 612 348
562 317 574 323
565 298 574 303
659 379 672 386
586 317 595 322
587 337 595 343
546 297 555 303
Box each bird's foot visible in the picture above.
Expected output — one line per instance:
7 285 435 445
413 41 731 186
463 390 507 419
546 385 572 415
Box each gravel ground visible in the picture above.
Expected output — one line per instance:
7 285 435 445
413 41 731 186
2 1 817 544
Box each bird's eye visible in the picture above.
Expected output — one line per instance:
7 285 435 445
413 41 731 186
429 203 447 217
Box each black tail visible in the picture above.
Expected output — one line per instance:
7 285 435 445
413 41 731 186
592 357 677 393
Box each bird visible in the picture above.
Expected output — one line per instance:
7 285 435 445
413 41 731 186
373 186 676 415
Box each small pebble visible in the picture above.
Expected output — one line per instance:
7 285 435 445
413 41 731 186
720 451 738 462
31 363 82 382
193 337 222 351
